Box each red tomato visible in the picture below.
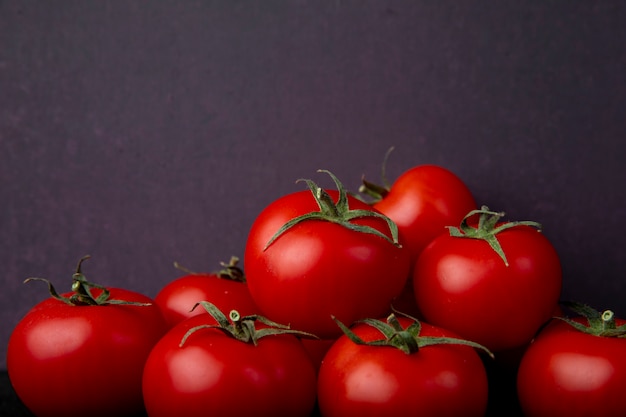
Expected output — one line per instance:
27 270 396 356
362 162 477 264
317 316 489 417
361 160 476 316
300 337 337 372
142 311 318 417
244 171 410 339
517 310 626 417
413 208 562 352
154 257 258 329
7 265 167 417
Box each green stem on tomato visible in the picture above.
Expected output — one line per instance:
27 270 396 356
24 255 151 307
357 146 395 203
332 309 493 358
173 256 246 283
179 301 319 347
446 206 542 267
263 169 401 251
556 301 626 337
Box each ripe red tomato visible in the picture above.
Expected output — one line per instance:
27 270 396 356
361 159 476 264
142 307 318 417
413 207 562 352
300 336 337 372
317 315 489 417
154 257 258 329
517 307 626 417
7 258 167 417
360 157 477 317
244 171 411 338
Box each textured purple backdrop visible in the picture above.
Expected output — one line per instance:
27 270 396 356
2 1 626 369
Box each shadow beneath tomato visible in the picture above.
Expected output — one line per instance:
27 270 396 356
1 371 150 417
482 345 527 417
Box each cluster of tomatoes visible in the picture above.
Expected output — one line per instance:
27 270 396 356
7 152 626 417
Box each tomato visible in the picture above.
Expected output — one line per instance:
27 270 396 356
154 257 258 329
360 155 476 316
142 303 318 417
317 315 489 417
517 305 626 417
7 257 167 417
360 153 477 265
244 170 411 338
300 337 337 372
413 207 562 352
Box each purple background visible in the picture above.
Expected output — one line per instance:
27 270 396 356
2 1 626 370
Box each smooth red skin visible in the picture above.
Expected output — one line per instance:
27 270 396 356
373 165 477 265
142 314 318 417
317 317 489 417
413 224 562 352
517 318 626 417
373 165 476 316
154 274 258 329
300 336 337 372
244 189 411 339
7 288 167 417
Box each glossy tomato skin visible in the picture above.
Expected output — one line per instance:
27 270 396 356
244 189 410 339
7 288 167 417
317 317 489 417
517 317 626 417
154 273 258 329
142 314 318 417
413 224 562 352
300 336 337 372
373 165 476 264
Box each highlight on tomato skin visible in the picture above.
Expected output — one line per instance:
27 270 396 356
358 148 477 266
7 256 168 417
7 154 611 417
141 302 318 417
153 257 259 329
367 165 477 261
413 207 562 353
357 151 478 318
244 170 411 339
317 314 490 417
516 303 626 417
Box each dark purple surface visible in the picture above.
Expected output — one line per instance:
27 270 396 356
2 0 626 375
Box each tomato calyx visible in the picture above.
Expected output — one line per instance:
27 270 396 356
173 256 246 283
332 310 493 357
180 301 319 347
264 169 401 250
446 205 542 266
357 146 395 203
23 255 151 306
556 301 626 337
